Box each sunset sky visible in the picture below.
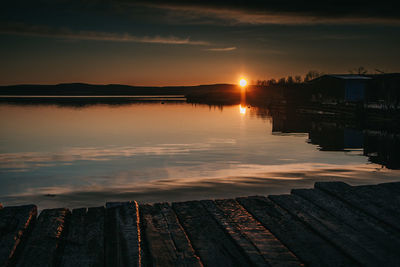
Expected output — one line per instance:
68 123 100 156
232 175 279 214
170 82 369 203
1 0 400 86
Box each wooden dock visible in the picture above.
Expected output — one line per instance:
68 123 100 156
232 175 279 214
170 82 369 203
1 181 399 266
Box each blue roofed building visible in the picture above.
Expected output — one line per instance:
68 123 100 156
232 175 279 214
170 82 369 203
309 74 372 103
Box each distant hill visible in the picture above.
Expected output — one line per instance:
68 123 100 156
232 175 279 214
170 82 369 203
0 83 237 96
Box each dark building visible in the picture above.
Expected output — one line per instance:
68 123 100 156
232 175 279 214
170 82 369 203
363 131 400 169
309 75 372 103
366 73 400 109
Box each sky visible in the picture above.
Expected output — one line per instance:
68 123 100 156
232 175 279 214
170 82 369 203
1 0 400 86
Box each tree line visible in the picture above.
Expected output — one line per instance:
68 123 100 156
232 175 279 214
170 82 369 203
254 70 323 87
254 67 381 87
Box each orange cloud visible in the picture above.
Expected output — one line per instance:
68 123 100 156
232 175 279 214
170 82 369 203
205 46 236 51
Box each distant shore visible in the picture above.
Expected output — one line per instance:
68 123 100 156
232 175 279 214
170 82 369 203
2 81 400 126
0 83 236 96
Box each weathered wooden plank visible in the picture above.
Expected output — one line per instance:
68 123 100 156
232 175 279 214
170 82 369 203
105 201 142 267
60 207 105 267
351 184 400 216
315 182 400 232
237 196 357 267
16 208 70 267
0 205 37 267
292 188 400 259
202 199 302 266
269 194 389 266
141 203 202 266
172 200 252 266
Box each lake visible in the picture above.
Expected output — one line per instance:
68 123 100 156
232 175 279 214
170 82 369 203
1 101 399 209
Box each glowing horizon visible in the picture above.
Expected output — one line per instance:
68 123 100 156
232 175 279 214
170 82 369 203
1 1 399 86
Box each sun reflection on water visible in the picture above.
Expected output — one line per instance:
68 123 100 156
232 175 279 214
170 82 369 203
239 105 246 114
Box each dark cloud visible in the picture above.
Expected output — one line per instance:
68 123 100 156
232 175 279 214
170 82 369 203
3 0 399 26
96 0 400 26
129 0 400 20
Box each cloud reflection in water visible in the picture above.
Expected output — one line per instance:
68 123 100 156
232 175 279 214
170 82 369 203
0 142 225 171
2 163 397 210
1 103 399 210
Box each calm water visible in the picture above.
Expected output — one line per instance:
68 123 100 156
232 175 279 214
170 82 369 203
0 102 399 209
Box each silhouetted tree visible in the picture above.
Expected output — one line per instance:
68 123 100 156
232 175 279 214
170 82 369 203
256 80 266 87
277 77 286 85
286 76 294 84
267 79 276 86
304 70 323 82
257 74 309 86
349 66 368 75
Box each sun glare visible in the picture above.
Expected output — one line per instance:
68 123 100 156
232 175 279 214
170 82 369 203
239 79 247 87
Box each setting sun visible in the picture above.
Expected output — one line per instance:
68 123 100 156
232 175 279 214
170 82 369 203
239 79 247 87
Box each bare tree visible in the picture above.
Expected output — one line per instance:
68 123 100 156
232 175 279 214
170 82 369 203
349 66 368 75
286 76 294 84
256 80 268 87
357 66 368 74
267 79 276 86
304 71 322 82
277 77 286 85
